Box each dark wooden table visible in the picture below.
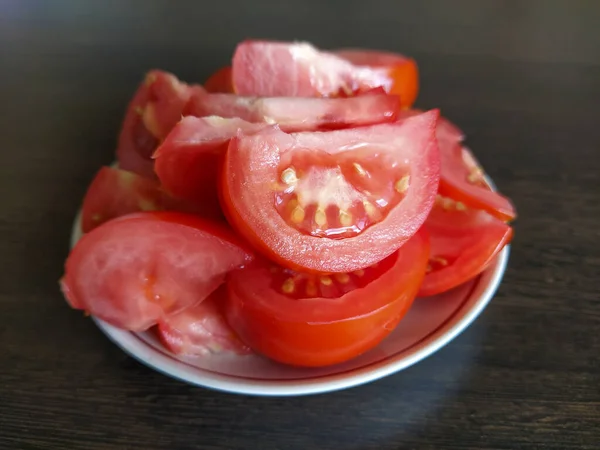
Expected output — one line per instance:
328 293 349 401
2 1 599 449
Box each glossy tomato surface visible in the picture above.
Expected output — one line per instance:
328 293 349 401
418 197 513 297
116 70 192 178
154 116 266 207
61 212 253 331
204 66 234 93
186 87 400 132
81 166 214 233
157 287 251 356
225 229 429 367
334 49 419 107
221 110 440 273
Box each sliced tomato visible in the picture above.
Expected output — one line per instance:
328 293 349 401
154 116 266 207
221 110 440 273
334 49 419 108
204 66 234 93
157 287 251 356
116 70 192 179
399 110 516 221
186 87 400 132
225 228 429 367
232 40 418 101
80 166 219 233
418 198 513 297
61 212 253 331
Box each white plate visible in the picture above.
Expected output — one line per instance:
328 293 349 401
69 210 509 396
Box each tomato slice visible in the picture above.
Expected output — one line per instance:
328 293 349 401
153 116 266 207
334 49 419 108
186 87 400 131
80 166 218 233
225 228 429 367
116 70 192 178
221 110 440 273
204 66 234 93
399 110 516 221
157 287 251 356
61 212 253 331
232 40 418 101
418 198 513 297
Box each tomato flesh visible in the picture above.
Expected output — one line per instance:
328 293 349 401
186 86 401 132
154 116 266 207
225 228 429 367
61 212 253 331
418 198 513 297
232 40 418 103
221 110 440 273
81 166 217 233
116 70 192 178
157 287 251 356
334 49 419 108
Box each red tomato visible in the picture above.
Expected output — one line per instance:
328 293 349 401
154 116 266 207
81 166 218 233
157 287 251 356
225 228 429 367
334 49 419 108
399 110 516 221
116 70 192 179
221 110 440 273
61 212 253 331
418 198 513 297
185 86 400 132
204 66 234 93
232 40 418 102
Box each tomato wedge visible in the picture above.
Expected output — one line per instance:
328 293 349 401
232 40 418 102
116 70 192 178
80 166 218 233
61 212 253 331
204 66 234 93
418 197 513 297
154 116 266 206
221 109 440 273
225 228 429 367
334 49 419 108
185 86 401 131
157 287 251 356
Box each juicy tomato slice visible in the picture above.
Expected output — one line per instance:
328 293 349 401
154 116 266 207
61 212 253 331
116 70 192 179
232 40 418 101
399 109 516 221
221 110 440 273
334 49 419 108
204 66 234 93
418 198 513 297
81 166 218 233
185 86 400 132
225 228 429 367
157 286 251 356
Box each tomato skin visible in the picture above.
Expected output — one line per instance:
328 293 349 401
334 49 419 108
61 212 253 331
80 166 219 233
204 66 234 93
225 229 429 367
156 287 251 356
220 110 440 273
417 201 513 297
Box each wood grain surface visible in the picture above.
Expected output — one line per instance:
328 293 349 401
1 1 599 449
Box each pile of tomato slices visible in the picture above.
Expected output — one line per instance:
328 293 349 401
61 40 516 368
